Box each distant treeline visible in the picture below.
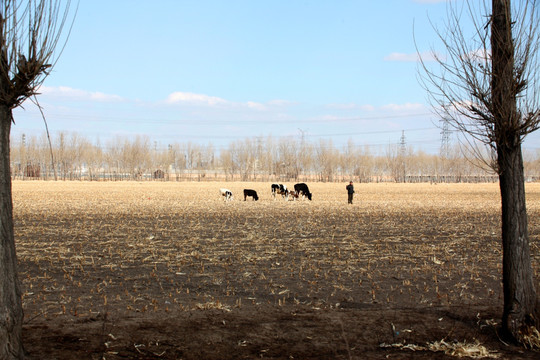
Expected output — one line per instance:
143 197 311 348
9 132 540 183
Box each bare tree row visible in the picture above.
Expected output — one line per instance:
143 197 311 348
9 131 540 182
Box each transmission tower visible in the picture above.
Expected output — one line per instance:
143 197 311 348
440 118 451 159
298 128 307 150
399 130 407 182
399 130 406 156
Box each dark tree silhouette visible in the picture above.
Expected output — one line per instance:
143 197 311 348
0 1 75 358
420 0 539 345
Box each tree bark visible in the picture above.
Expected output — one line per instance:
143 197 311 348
492 0 538 343
0 105 24 359
498 142 538 342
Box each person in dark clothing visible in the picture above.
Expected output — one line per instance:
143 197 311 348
346 181 354 204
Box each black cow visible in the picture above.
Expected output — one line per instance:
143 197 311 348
294 183 312 200
243 189 259 201
271 183 288 199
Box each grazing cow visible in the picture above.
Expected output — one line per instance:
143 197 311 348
220 188 233 201
287 190 299 200
271 183 289 199
271 183 279 197
294 183 312 200
243 189 259 201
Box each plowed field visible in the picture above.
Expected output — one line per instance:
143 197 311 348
13 181 540 359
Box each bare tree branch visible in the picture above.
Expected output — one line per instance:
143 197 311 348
0 0 77 110
418 0 540 169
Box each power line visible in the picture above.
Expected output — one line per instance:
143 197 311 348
308 127 435 138
13 110 435 125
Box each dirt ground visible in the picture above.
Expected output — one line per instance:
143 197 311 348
12 181 540 359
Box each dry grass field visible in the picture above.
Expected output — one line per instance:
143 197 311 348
12 181 540 359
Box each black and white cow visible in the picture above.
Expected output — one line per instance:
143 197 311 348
220 188 233 201
243 189 259 201
271 183 279 197
271 184 289 199
294 183 312 200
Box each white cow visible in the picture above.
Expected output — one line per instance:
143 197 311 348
220 188 233 201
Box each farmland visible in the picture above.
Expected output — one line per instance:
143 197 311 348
13 181 540 359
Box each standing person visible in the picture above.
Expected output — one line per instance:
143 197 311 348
346 181 354 204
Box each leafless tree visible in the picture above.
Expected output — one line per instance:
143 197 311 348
219 148 234 181
315 139 338 182
122 135 150 180
259 135 277 181
84 137 102 181
385 143 408 183
235 138 256 181
276 137 299 180
7 128 540 182
0 1 75 357
420 0 539 344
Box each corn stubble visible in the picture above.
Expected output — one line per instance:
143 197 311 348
13 181 540 345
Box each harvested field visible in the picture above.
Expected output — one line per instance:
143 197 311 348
13 181 540 359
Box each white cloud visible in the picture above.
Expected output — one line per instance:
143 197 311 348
381 103 425 112
360 104 376 112
464 48 490 62
384 51 440 62
164 92 299 111
246 101 267 111
165 92 228 106
39 86 125 102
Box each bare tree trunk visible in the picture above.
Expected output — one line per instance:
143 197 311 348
498 143 538 341
0 106 24 359
492 0 538 341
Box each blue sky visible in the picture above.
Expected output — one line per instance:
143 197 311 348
11 0 540 154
